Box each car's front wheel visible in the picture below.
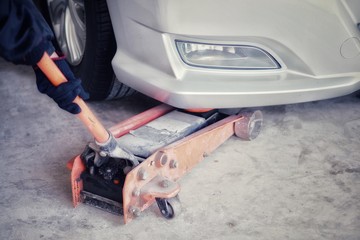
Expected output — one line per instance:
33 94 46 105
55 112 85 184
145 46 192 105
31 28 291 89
36 0 134 100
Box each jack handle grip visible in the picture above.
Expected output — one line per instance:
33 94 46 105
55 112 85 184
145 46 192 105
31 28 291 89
36 52 110 143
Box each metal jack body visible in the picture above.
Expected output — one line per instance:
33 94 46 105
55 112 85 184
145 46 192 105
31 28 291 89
69 104 263 224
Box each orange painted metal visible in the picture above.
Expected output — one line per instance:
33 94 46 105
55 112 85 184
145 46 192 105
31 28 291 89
66 157 76 171
70 156 86 207
66 104 173 210
37 52 109 143
69 103 245 224
108 104 174 138
68 104 176 213
66 104 173 171
122 114 244 223
185 108 214 113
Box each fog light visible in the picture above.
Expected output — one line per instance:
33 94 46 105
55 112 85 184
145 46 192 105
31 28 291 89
176 40 280 69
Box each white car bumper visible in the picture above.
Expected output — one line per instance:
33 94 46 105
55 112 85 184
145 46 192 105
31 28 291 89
107 0 360 108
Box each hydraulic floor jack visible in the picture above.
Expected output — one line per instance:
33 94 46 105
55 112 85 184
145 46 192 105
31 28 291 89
68 104 263 224
37 53 263 224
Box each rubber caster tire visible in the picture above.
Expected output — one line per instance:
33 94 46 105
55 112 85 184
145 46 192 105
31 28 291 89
156 195 182 219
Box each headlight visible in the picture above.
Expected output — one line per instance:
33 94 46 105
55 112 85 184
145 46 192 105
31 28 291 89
176 40 280 70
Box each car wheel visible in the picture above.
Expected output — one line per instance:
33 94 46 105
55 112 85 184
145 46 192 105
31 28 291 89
35 0 134 100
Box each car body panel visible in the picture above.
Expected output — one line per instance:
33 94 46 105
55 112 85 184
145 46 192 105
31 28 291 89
106 0 360 108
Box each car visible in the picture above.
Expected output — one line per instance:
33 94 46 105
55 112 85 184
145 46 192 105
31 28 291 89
37 0 360 109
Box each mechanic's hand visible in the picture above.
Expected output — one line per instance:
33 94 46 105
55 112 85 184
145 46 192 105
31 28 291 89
34 56 89 114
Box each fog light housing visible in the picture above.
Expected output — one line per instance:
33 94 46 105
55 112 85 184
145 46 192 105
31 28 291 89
176 40 280 70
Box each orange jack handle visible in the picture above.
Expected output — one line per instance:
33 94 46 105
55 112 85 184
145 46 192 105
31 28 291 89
37 52 110 143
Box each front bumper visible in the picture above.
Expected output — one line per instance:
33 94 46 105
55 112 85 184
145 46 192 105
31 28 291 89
107 0 360 108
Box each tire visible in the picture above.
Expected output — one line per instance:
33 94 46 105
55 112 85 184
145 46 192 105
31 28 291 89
35 0 134 100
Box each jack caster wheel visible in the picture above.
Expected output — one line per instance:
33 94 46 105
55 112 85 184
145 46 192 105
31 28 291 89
156 195 182 219
235 110 263 140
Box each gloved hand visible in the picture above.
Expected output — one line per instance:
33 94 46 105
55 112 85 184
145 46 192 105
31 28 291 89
34 56 89 114
95 132 142 167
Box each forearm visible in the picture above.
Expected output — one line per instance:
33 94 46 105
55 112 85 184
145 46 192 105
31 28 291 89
0 0 55 65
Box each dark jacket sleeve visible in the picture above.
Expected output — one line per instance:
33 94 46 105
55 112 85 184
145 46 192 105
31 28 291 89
0 0 55 65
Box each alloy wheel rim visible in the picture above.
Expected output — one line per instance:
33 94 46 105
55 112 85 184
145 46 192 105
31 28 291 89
47 0 86 66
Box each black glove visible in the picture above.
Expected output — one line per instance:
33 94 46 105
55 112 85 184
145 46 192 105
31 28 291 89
34 56 89 114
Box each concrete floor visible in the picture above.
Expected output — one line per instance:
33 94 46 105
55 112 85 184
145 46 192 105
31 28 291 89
1 58 359 240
